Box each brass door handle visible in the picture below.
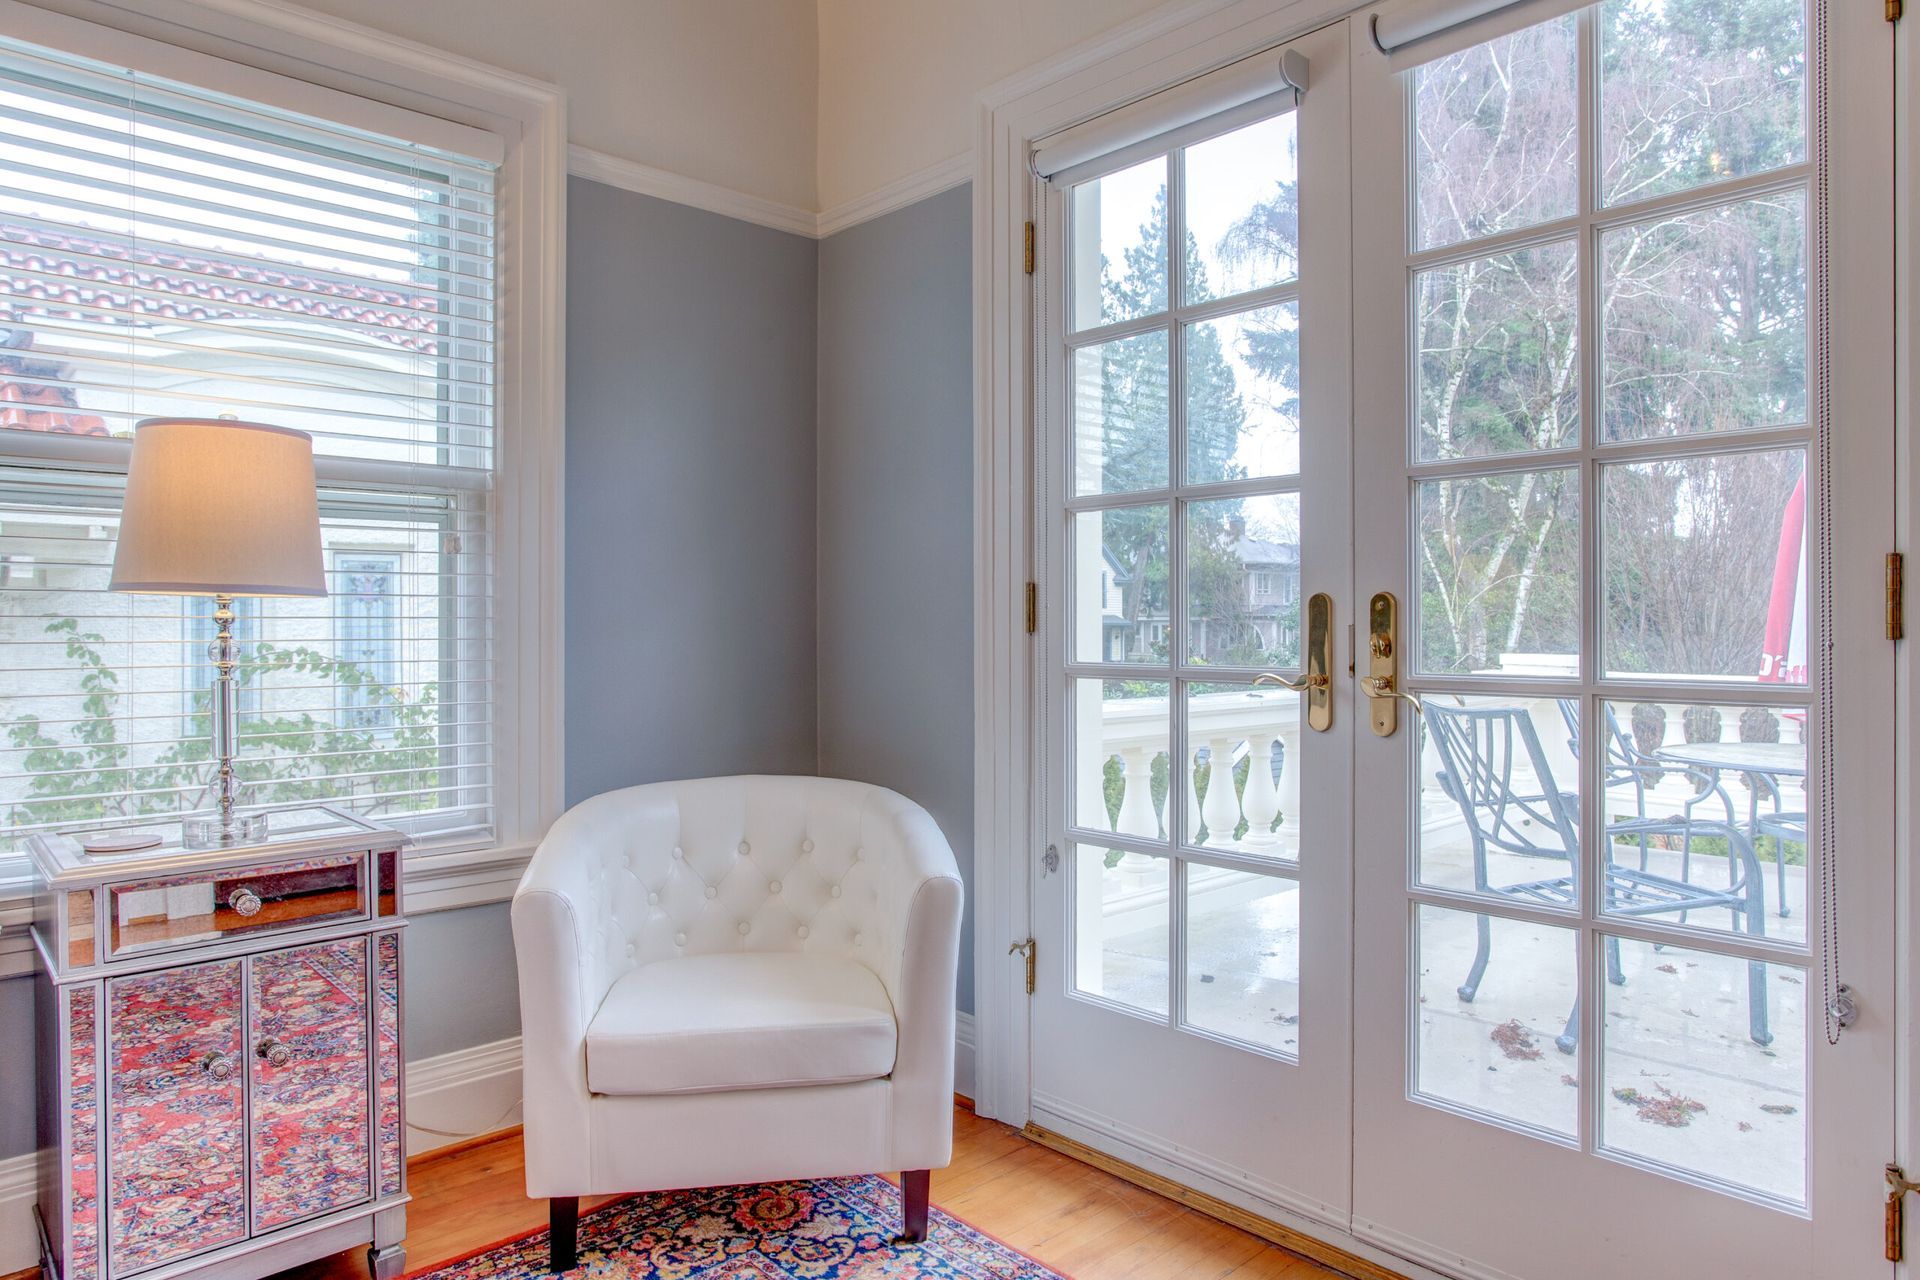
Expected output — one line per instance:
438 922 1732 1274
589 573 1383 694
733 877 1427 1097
1360 674 1422 711
1257 592 1334 731
1365 593 1416 737
1254 671 1328 693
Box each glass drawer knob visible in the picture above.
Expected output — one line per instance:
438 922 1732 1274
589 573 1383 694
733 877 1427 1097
201 1052 236 1081
257 1038 292 1068
229 888 263 917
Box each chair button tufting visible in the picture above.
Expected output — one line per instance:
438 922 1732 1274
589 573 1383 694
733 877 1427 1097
671 847 683 860
647 892 659 905
704 885 717 899
830 885 842 898
674 932 686 946
737 841 750 855
853 846 863 860
796 925 809 939
854 932 864 946
737 921 751 936
801 839 814 853
768 880 781 894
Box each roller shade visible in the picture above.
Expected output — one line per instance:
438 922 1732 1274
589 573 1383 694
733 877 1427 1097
1368 0 1587 69
1033 48 1309 185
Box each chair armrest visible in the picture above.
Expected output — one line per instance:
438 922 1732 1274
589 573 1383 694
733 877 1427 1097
850 790 963 1166
511 823 620 1194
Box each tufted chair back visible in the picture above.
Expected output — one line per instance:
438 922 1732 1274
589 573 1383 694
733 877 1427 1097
541 773 931 998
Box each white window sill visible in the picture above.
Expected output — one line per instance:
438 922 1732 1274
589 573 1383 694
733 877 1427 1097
0 841 534 980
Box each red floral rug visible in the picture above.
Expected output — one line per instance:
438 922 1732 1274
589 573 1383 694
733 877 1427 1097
409 1176 1067 1279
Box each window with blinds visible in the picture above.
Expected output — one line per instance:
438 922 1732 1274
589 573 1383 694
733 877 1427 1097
0 34 498 854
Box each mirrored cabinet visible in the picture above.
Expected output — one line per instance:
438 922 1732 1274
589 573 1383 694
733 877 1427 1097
30 808 408 1280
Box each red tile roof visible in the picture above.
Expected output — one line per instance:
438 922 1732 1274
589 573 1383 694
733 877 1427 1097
0 222 445 436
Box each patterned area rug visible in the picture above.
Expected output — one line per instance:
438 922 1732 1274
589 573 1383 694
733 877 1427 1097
410 1175 1067 1280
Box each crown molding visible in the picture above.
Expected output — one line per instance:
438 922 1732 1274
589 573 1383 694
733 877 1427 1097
814 153 972 239
570 146 972 240
567 145 819 239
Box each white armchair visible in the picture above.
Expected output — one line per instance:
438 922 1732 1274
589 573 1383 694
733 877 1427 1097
511 775 964 1270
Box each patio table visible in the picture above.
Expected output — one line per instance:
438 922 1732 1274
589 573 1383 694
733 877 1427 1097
1652 741 1804 917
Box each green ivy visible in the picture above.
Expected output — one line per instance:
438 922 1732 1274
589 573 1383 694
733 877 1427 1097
6 616 444 831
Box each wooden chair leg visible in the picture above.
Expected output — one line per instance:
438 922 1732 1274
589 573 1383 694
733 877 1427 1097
549 1196 579 1272
898 1170 930 1243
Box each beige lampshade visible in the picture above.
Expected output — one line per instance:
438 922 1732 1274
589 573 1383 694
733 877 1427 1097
110 418 327 597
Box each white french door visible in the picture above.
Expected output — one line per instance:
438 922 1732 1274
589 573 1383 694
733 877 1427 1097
1025 2 1895 1277
1346 0 1894 1277
1029 19 1357 1225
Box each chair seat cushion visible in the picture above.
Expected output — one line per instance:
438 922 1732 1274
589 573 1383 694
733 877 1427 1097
585 952 897 1096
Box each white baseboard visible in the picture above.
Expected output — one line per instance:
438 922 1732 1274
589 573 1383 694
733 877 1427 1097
1 1011 980 1275
954 1010 976 1102
403 1035 525 1158
0 1147 37 1274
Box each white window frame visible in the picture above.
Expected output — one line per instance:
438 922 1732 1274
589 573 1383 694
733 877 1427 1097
0 0 564 948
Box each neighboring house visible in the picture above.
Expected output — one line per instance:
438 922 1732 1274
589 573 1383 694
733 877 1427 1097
0 223 456 832
1103 519 1303 665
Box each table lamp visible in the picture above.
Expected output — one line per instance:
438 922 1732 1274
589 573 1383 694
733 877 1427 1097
110 417 327 847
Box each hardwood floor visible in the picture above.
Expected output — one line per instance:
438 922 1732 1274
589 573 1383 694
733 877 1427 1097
284 1105 1337 1280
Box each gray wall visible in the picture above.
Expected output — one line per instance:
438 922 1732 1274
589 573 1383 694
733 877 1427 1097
0 181 967 1162
816 184 976 1012
566 176 821 801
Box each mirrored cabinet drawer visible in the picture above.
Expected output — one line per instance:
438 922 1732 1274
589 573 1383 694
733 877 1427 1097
107 854 368 959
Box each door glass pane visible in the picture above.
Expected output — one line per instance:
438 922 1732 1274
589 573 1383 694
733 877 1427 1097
1071 157 1168 330
1186 682 1301 862
1184 111 1298 303
1073 506 1168 665
1600 193 1808 442
1596 700 1807 945
1601 937 1806 1205
1187 303 1301 482
1601 449 1806 681
1185 868 1299 1055
1415 904 1578 1139
1185 493 1301 668
1073 677 1169 840
1416 241 1579 461
1416 468 1580 676
1074 330 1171 496
1071 842 1169 1015
1600 0 1806 207
1416 695 1583 904
1414 16 1578 250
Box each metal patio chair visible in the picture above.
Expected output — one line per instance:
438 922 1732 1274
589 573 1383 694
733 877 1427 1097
1427 701 1771 1053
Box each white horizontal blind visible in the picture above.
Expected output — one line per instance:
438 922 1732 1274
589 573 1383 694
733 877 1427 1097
0 34 499 853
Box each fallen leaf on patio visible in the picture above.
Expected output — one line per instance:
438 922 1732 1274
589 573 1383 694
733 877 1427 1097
1682 1009 1698 1017
1760 1104 1798 1116
1612 1085 1707 1127
1199 974 1215 983
1560 1074 1578 1088
1778 974 1802 985
1490 1019 1543 1061
1656 964 1678 975
1738 1122 1754 1132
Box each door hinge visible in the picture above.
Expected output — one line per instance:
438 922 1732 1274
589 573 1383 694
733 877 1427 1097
1888 552 1904 640
1889 1165 1920 1259
1023 221 1036 275
1009 937 1036 994
1025 581 1038 634
1889 0 1903 23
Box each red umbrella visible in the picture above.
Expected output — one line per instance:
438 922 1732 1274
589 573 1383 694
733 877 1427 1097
1759 474 1806 685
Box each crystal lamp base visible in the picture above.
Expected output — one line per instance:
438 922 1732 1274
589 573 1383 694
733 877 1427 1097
183 809 271 849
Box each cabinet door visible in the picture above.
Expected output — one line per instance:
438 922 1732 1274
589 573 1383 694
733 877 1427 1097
249 938 371 1231
106 961 248 1275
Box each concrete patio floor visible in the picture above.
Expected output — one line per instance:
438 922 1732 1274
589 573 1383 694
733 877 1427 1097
1077 820 1808 1206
